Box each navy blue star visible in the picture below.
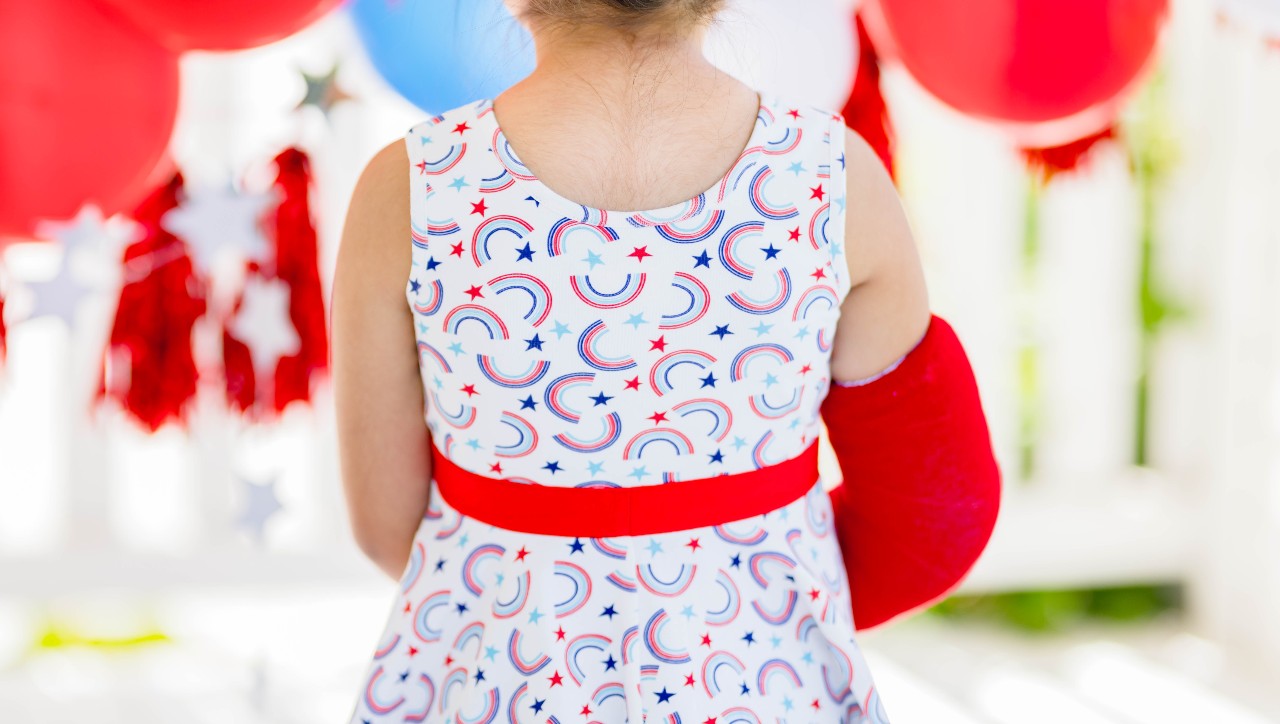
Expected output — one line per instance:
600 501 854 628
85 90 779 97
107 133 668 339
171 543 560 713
740 682 751 695
524 334 544 351
525 195 540 207
568 537 585 554
700 371 718 388
399 670 409 682
515 242 535 261
742 631 756 645
409 277 421 293
603 653 617 671
710 324 732 340
601 604 618 619
589 391 613 406
456 601 469 614
692 249 712 268
519 395 538 410
543 460 562 474
730 552 742 568
761 243 781 260
424 256 441 271
435 557 446 571
531 698 545 714
709 449 724 463
474 667 485 682
655 687 675 704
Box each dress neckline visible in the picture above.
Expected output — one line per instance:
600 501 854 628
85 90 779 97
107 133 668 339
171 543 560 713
479 91 769 222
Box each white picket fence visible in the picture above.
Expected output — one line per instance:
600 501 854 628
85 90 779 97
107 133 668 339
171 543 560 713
1 0 1278 673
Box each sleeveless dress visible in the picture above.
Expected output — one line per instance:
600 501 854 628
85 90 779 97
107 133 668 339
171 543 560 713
349 91 891 723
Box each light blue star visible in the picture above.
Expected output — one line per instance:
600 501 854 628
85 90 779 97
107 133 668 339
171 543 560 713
484 645 499 661
417 322 429 334
770 634 782 648
587 460 605 475
628 466 648 481
495 572 505 585
835 193 847 213
731 436 747 451
680 605 696 620
582 249 604 269
645 538 664 555
448 176 469 191
624 313 647 329
794 326 810 339
432 374 443 390
447 341 465 356
751 322 773 336
831 241 844 258
786 161 807 176
801 651 815 665
783 696 795 711
457 533 470 547
528 607 545 624
788 418 801 430
763 373 778 388
466 438 482 450
550 321 572 338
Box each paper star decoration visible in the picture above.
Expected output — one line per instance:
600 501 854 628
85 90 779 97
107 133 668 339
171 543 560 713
295 63 354 119
228 275 301 378
32 203 138 290
161 181 275 280
234 472 284 545
19 248 97 329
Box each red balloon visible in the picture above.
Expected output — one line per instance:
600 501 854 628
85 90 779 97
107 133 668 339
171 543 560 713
876 0 1168 124
0 0 179 240
97 0 345 51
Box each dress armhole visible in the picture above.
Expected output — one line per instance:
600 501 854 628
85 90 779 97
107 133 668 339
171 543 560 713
827 112 853 306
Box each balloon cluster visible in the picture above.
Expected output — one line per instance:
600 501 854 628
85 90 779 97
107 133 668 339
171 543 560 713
0 0 343 241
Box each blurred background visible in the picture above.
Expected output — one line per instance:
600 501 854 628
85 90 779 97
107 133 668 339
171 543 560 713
2 0 1280 721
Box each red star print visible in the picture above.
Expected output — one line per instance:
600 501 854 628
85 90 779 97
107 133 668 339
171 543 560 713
464 284 483 299
788 226 802 242
810 266 827 280
624 376 642 391
799 363 812 375
628 245 652 261
809 184 826 201
649 335 667 352
686 537 701 552
452 121 470 134
809 587 821 601
415 160 428 175
444 654 454 666
704 718 717 724
460 383 478 396
470 199 488 216
684 673 696 687
403 601 411 613
489 462 503 474
449 241 464 257
515 546 530 561
407 645 418 657
787 108 802 119
580 704 592 716
548 670 563 687
648 411 669 424
555 625 567 641
700 633 712 647
812 698 822 710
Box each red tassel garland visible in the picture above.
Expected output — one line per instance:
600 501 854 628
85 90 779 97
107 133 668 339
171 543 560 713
841 12 896 181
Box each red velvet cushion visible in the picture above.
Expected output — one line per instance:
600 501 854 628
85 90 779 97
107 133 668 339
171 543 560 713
820 313 1002 630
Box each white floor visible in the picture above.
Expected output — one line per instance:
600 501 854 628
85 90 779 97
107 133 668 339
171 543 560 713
1 588 1277 723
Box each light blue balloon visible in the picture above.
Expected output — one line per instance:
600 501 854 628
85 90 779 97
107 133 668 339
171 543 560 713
349 0 535 115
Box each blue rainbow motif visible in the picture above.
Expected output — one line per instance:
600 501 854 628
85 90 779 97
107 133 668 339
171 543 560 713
701 650 746 697
461 543 505 596
373 631 401 660
486 272 552 327
757 658 803 694
763 125 803 155
748 166 800 220
576 320 637 371
793 284 839 321
643 609 691 664
571 272 646 310
471 215 535 266
491 127 535 180
401 542 425 592
752 587 799 625
543 371 596 423
419 143 465 175
479 169 515 193
606 568 638 592
752 429 787 467
673 397 733 441
648 349 717 396
638 564 695 596
443 304 509 339
403 674 435 723
809 201 833 248
477 354 550 388
749 385 804 419
727 268 793 315
720 706 763 724
660 273 711 329
493 570 530 619
411 220 431 250
452 620 486 657
796 613 819 643
507 629 552 675
552 411 622 453
505 682 532 723
714 520 769 546
592 537 628 559
566 633 612 685
592 682 627 707
412 590 451 643
717 220 765 280
546 218 619 257
621 625 640 664
730 343 795 382
426 211 461 238
411 279 445 316
455 688 499 724
431 391 476 429
653 206 725 243
363 665 405 715
494 411 539 457
554 561 593 618
623 427 695 459
822 639 856 704
706 569 741 626
749 551 798 589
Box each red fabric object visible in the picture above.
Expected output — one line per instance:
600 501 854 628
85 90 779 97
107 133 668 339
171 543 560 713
0 0 178 239
820 313 1002 630
266 148 330 413
841 12 896 181
1020 125 1118 183
0 285 8 365
221 283 258 414
875 0 1166 124
96 172 207 432
96 0 343 51
433 440 820 538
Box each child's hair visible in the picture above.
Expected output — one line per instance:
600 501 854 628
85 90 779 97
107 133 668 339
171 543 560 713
517 0 725 32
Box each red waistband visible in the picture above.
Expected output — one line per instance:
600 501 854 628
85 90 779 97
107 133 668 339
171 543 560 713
431 439 821 537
